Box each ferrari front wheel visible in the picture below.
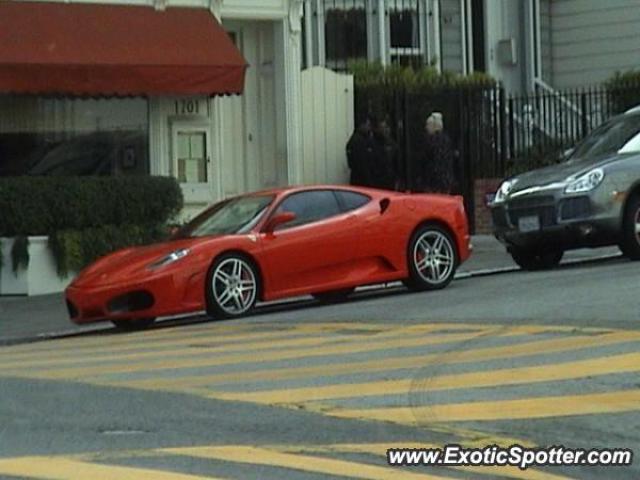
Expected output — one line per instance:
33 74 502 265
405 225 458 291
206 254 259 319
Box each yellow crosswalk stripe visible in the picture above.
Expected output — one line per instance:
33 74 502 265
12 331 490 380
0 321 385 361
161 445 453 480
113 330 637 393
293 444 574 480
208 351 640 404
0 456 222 480
329 389 640 424
0 324 491 371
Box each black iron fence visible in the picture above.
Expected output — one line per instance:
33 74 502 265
354 81 640 231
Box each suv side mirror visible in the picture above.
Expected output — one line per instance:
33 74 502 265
264 211 296 233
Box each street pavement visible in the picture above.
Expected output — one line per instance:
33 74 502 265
0 235 622 344
0 254 639 479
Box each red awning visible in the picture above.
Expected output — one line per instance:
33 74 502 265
0 2 247 97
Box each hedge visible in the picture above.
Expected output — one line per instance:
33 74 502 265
604 70 640 114
49 223 170 278
0 176 183 275
0 176 183 237
348 60 496 90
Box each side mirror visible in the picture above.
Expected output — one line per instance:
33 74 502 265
264 211 296 233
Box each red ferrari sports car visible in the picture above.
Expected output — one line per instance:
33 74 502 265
65 185 471 329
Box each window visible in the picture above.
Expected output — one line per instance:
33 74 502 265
336 190 371 211
389 9 419 49
324 7 367 67
277 190 342 228
177 195 274 238
176 131 207 183
570 115 640 162
0 96 149 176
389 8 424 67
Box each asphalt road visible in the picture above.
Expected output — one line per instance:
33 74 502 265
0 257 639 479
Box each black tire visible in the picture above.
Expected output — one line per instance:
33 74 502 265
620 194 640 260
405 224 458 291
510 247 564 271
313 288 355 304
112 318 156 331
206 253 260 319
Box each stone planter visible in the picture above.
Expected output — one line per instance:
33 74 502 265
0 237 74 296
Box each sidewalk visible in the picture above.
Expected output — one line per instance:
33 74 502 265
0 236 622 345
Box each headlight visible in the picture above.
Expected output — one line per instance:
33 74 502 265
147 248 190 270
493 179 518 204
565 168 604 194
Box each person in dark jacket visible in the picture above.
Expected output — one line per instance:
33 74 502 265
346 117 374 186
369 119 399 190
417 112 456 193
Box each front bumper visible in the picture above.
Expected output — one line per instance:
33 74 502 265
65 271 205 325
491 191 622 250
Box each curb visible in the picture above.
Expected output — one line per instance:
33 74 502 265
0 252 624 346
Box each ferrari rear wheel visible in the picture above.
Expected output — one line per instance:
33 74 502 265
112 318 156 331
509 247 563 271
313 288 355 304
206 254 259 319
619 194 640 260
405 225 458 291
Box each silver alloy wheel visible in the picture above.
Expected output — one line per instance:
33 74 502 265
635 208 640 244
413 230 455 285
211 257 257 315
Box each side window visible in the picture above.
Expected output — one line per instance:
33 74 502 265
277 191 342 228
335 190 371 212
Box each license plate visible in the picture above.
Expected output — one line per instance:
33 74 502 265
518 215 540 232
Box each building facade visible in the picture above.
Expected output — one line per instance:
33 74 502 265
0 0 308 219
303 0 640 93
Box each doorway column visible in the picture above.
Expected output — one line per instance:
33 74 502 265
280 0 304 185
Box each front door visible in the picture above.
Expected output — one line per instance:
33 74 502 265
171 122 216 205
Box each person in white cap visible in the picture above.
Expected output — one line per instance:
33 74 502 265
417 111 456 193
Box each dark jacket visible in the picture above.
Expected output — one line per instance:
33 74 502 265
346 126 374 187
418 131 456 193
369 133 399 190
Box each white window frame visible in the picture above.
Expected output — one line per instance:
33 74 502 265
387 4 424 62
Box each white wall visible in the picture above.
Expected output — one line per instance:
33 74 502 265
551 0 640 88
300 67 353 185
484 0 527 93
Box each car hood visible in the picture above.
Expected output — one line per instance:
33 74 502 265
71 237 204 288
509 155 617 194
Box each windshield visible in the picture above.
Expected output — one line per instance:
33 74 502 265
176 194 274 238
568 114 640 163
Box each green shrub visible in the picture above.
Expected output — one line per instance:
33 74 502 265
0 176 183 275
10 236 29 274
604 70 640 114
0 176 183 237
49 223 170 278
348 60 496 91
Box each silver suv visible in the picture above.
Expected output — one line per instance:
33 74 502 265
491 107 640 270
